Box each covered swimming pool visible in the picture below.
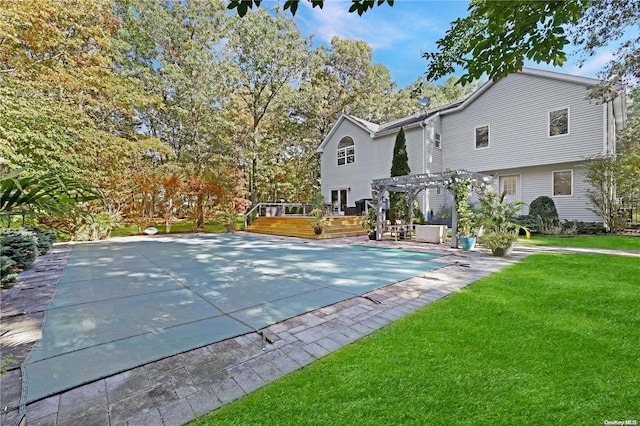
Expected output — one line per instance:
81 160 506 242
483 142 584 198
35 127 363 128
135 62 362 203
24 234 445 402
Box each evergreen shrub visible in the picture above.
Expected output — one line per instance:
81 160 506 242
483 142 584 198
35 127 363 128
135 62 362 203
529 196 559 220
28 226 57 255
529 196 561 234
0 228 38 269
0 255 18 287
514 215 539 232
566 221 605 234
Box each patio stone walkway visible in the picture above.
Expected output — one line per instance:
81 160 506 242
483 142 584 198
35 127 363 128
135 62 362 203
8 233 626 425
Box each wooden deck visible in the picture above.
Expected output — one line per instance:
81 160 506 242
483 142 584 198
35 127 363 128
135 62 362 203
245 216 367 239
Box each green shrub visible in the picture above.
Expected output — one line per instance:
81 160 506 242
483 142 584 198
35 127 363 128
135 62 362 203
513 215 539 231
515 215 605 236
27 226 57 255
0 228 38 269
529 196 560 234
529 196 559 220
565 220 606 235
1 354 16 375
74 212 121 241
479 230 519 251
0 255 18 287
412 201 425 224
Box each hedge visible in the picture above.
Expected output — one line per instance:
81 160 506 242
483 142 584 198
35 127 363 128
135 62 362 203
0 255 18 287
0 228 38 270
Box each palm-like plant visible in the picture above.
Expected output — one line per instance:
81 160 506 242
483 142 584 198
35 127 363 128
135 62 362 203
1 168 100 218
476 189 529 254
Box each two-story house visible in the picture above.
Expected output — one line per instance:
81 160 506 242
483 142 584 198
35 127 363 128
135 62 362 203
317 68 627 223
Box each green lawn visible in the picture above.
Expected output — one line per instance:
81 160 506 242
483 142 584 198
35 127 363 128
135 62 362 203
190 253 639 425
521 234 640 250
110 220 243 237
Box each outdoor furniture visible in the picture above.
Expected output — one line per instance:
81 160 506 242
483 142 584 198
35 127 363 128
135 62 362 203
415 224 447 244
388 220 415 241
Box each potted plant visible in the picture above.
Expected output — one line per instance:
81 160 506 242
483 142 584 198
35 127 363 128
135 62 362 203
453 178 477 250
362 207 378 240
311 207 324 235
475 189 530 256
310 191 327 235
215 203 239 233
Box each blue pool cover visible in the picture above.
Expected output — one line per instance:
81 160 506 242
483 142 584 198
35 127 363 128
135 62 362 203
24 234 445 402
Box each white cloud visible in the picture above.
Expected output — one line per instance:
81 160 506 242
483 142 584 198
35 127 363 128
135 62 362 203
297 0 442 50
567 51 614 78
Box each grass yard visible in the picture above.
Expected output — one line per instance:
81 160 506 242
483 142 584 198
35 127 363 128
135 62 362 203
521 234 640 250
190 253 639 425
110 220 243 237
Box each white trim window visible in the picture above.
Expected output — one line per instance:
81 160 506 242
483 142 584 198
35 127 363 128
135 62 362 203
475 125 489 149
435 133 441 149
500 175 518 196
337 136 355 166
549 107 569 137
552 170 573 196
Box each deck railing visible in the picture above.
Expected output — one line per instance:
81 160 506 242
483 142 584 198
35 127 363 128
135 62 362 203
244 202 316 228
620 199 639 226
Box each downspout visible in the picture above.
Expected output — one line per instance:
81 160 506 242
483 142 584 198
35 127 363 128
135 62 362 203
602 103 608 155
422 121 428 217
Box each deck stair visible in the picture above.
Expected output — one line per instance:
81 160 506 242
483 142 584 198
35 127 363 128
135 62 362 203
245 216 367 239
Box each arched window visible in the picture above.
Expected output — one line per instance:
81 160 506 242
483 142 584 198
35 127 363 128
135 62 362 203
337 137 355 166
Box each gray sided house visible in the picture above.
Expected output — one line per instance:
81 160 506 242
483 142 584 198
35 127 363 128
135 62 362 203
317 68 627 223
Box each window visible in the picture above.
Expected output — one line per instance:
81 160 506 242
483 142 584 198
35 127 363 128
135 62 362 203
553 170 573 196
434 133 441 149
549 108 569 137
337 137 355 166
500 175 517 196
475 125 489 149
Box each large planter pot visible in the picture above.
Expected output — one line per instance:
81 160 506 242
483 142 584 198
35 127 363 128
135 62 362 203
314 226 323 235
459 236 476 250
368 232 377 240
491 243 514 257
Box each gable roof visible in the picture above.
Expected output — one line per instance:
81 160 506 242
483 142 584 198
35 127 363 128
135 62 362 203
318 68 626 152
439 67 625 129
439 67 603 117
375 100 463 135
317 114 380 153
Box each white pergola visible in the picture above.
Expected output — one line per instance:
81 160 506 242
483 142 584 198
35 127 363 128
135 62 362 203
370 170 493 247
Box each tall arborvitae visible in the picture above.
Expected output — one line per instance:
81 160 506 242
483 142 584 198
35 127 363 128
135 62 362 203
389 127 410 221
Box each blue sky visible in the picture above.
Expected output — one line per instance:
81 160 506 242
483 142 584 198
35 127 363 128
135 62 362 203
290 0 613 89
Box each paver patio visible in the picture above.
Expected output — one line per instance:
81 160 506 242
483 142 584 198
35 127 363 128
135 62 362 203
1 233 530 425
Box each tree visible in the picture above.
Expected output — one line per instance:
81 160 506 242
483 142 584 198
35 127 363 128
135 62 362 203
389 128 410 222
425 0 639 97
0 0 161 222
583 85 640 232
227 0 394 17
117 0 247 229
228 0 637 100
296 37 400 175
393 76 482 117
584 155 627 232
129 0 234 167
226 8 311 204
